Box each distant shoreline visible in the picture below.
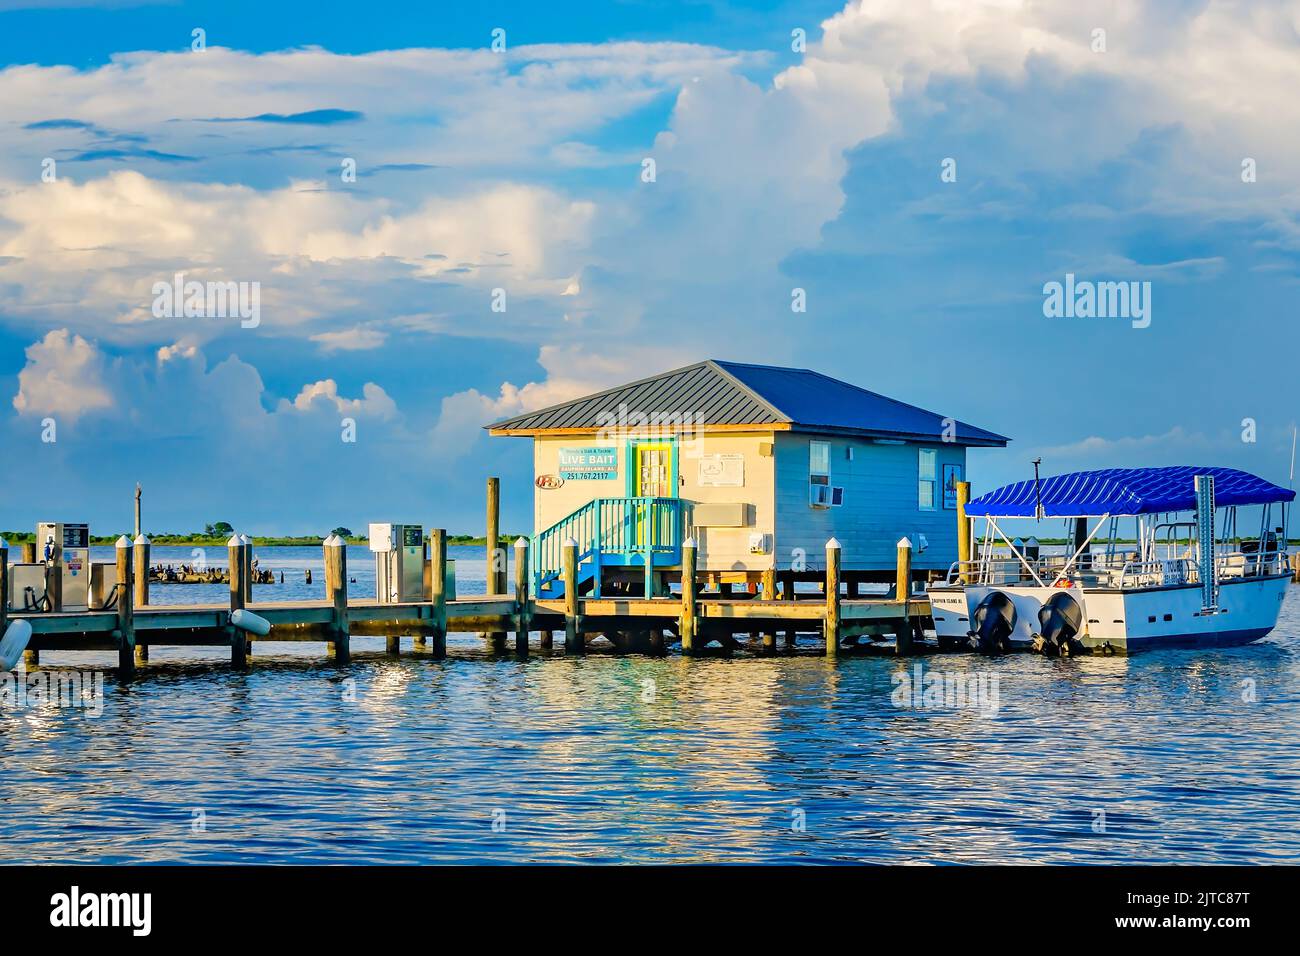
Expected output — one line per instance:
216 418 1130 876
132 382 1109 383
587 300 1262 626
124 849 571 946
0 533 525 548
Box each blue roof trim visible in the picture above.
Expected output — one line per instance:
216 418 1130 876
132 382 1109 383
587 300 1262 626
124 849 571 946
965 466 1295 518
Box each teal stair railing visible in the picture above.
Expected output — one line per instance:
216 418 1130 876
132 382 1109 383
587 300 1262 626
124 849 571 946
531 497 683 598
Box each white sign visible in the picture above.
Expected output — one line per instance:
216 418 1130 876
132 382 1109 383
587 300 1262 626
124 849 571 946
698 454 744 487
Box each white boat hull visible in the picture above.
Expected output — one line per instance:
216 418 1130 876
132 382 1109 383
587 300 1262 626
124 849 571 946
928 574 1290 653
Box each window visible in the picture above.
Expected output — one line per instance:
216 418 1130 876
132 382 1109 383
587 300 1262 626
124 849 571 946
809 441 830 485
918 448 937 511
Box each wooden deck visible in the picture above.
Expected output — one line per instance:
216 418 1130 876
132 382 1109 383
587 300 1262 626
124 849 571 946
8 591 928 672
1 533 930 674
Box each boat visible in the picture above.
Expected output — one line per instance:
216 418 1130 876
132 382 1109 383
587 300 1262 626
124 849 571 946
928 466 1294 654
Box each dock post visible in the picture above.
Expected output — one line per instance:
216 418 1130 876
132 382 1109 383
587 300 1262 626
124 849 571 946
115 535 135 677
429 529 447 658
228 534 248 669
240 534 253 603
486 477 507 651
825 538 841 658
1 538 8 639
514 537 531 656
325 535 350 664
133 534 150 663
680 538 697 653
956 480 972 583
563 538 582 654
21 542 35 564
895 537 914 655
760 565 777 653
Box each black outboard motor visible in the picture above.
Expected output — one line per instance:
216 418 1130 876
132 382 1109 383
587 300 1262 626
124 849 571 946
968 591 1017 654
1034 591 1084 656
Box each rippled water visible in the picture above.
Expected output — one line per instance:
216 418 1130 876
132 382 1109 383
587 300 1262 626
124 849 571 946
3 546 1299 863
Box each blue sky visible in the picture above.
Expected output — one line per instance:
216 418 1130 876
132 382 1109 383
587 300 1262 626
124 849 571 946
1 0 1298 537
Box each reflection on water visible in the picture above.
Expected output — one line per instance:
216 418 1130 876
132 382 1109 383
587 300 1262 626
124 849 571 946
1 550 1299 863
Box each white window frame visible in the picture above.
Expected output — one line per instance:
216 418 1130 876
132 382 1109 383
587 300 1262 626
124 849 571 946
918 447 937 511
809 440 831 486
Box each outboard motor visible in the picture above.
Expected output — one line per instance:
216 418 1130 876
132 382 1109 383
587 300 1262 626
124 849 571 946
1034 591 1084 656
968 591 1017 654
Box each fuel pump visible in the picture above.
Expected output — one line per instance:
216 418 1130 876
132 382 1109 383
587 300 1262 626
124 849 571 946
36 521 91 612
368 523 426 603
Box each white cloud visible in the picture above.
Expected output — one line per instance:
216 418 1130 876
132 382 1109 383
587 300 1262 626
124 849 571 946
310 326 388 352
12 329 113 420
282 380 397 419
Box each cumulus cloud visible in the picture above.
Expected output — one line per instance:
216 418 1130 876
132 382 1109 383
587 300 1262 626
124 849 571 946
12 329 113 420
282 379 397 419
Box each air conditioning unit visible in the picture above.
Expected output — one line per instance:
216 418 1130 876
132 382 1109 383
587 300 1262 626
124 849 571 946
810 484 832 508
748 532 770 554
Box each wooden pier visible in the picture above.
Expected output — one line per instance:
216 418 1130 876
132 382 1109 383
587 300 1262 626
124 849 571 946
2 534 928 676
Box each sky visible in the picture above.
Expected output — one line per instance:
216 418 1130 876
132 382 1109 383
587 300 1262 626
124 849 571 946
0 0 1298 537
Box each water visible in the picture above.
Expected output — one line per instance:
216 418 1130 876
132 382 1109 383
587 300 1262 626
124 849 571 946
2 546 1299 863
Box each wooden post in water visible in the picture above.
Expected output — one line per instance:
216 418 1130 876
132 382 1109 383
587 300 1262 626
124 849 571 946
514 538 530 656
956 480 972 583
429 529 447 658
0 537 9 639
486 477 507 651
116 535 135 676
760 565 777 653
134 534 150 663
228 534 248 668
895 536 914 656
562 538 582 654
680 538 697 654
325 535 350 664
824 538 841 658
21 542 35 564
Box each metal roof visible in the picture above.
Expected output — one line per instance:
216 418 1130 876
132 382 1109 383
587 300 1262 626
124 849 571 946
486 360 1009 446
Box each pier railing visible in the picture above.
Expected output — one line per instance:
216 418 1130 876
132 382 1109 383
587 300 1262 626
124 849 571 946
530 496 684 598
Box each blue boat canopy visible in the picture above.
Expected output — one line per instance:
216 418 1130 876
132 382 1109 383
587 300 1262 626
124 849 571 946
965 466 1295 518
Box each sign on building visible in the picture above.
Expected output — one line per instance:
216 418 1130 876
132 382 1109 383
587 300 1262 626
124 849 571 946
698 454 744 487
558 447 618 480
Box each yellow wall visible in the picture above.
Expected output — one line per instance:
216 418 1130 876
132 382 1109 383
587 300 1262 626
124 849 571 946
532 431 776 572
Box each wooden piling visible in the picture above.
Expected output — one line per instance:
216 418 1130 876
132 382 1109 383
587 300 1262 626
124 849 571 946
781 572 795 648
133 534 150 663
21 542 35 564
760 565 777 653
514 538 530 656
563 538 582 653
895 536 914 656
487 477 506 650
429 528 447 657
680 538 697 653
116 536 135 676
229 534 248 668
825 538 841 658
956 480 972 582
0 538 9 639
325 535 350 663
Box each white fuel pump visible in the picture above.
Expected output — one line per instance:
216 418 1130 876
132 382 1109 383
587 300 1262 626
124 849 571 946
36 521 91 612
368 523 426 604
